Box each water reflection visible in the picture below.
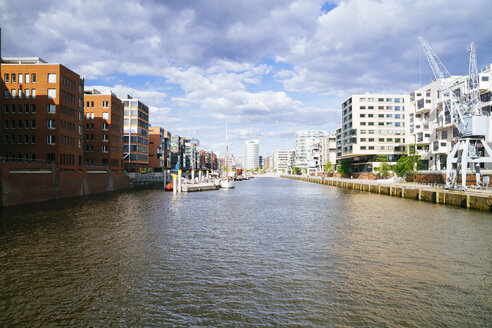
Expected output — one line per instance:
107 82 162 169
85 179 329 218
0 177 490 326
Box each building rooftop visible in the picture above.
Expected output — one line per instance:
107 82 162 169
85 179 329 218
1 57 48 64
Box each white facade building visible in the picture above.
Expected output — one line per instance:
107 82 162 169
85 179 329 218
274 150 295 172
409 64 492 170
339 94 410 172
321 133 337 169
294 130 329 168
243 140 259 170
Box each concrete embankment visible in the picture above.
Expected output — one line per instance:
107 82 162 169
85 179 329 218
282 175 492 211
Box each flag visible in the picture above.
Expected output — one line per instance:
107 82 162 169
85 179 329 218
174 159 179 172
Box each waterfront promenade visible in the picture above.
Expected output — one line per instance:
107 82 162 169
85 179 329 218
282 175 492 211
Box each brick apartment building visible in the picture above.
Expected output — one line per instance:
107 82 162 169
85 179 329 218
149 126 171 171
83 89 123 171
1 56 84 171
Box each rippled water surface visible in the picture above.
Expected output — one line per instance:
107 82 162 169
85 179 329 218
0 177 490 326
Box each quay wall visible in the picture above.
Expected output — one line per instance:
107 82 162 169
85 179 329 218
283 175 492 212
0 162 130 207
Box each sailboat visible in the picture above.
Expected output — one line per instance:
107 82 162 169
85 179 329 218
220 122 235 189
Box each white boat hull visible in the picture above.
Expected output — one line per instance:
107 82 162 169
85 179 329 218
220 180 235 189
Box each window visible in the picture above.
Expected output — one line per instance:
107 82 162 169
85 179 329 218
360 122 366 125
91 101 94 107
368 138 374 142
47 119 56 129
11 105 15 113
4 120 8 129
47 89 56 99
31 135 36 144
25 89 29 98
395 114 400 119
386 98 392 102
368 130 375 134
47 104 56 114
442 130 448 139
18 104 22 113
102 122 108 130
378 122 384 126
102 145 108 153
361 146 366 150
360 130 366 134
368 106 374 109
18 74 23 83
395 98 401 103
47 135 56 145
369 146 374 150
4 90 9 99
386 114 393 118
368 122 374 126
102 112 109 120
18 89 23 98
378 114 384 118
32 89 36 98
482 76 489 81
395 122 401 127
11 89 16 98
31 104 36 113
25 135 29 144
360 138 366 142
48 73 57 83
4 74 9 83
11 74 16 83
31 120 36 129
25 74 30 83
18 136 22 144
102 101 109 108
378 98 384 102
24 120 29 129
360 106 366 109
90 113 94 119
360 114 366 118
102 134 108 141
31 73 36 83
86 112 90 119
18 120 22 129
4 104 8 114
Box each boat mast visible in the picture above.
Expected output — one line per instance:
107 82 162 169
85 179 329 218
225 121 228 178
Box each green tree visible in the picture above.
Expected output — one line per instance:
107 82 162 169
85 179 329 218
393 154 422 178
302 168 307 174
255 167 259 172
337 159 352 175
323 159 334 173
292 166 300 174
374 155 392 178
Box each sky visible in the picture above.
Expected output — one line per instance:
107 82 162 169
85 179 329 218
1 0 492 157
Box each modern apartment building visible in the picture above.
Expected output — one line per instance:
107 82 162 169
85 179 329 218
294 130 329 168
183 138 199 170
339 94 410 172
274 150 295 172
83 89 123 171
321 133 337 168
1 56 84 171
409 64 492 170
121 96 150 172
243 139 259 170
149 126 171 171
170 134 183 170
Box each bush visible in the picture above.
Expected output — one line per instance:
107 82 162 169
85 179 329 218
337 159 352 175
324 160 334 173
374 155 392 178
394 155 422 178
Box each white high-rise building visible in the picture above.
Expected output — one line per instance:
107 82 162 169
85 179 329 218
339 94 410 172
243 140 259 170
294 130 329 168
274 150 295 172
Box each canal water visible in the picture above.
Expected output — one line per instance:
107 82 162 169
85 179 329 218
0 177 490 326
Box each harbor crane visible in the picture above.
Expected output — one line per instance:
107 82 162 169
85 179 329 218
419 37 492 190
